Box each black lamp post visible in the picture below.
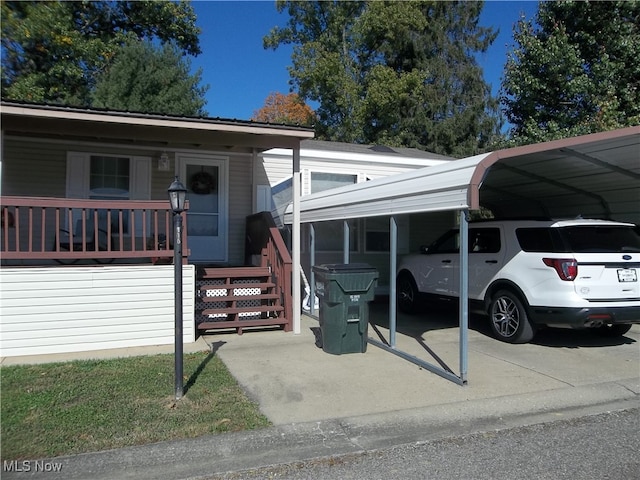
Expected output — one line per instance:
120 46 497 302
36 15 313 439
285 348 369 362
168 176 187 400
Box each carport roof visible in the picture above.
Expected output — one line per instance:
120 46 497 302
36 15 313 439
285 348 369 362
285 126 640 224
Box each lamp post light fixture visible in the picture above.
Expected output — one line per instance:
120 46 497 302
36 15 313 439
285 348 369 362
168 177 187 400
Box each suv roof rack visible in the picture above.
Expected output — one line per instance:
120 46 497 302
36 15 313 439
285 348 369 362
471 216 552 223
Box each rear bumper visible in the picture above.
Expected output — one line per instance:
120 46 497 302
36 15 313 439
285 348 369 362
529 305 640 328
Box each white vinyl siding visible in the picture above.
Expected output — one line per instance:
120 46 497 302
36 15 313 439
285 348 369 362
256 150 293 187
0 265 195 357
2 138 69 197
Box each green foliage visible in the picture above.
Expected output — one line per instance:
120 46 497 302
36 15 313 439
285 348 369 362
264 0 502 157
92 40 208 116
1 353 270 460
1 0 202 110
501 0 640 145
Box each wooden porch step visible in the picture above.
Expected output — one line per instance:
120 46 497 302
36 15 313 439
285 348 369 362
201 304 284 317
195 262 290 334
199 282 275 292
198 318 288 333
199 266 271 279
201 293 279 303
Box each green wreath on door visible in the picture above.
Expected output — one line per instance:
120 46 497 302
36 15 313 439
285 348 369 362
190 171 216 195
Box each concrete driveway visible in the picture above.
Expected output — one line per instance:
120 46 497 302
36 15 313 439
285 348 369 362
204 300 640 426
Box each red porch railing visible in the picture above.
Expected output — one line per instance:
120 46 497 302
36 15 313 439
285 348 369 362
0 196 188 264
245 211 293 328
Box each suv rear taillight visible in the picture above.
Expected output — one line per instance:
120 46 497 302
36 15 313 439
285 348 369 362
543 258 578 281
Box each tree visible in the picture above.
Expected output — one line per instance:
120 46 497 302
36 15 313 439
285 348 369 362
251 92 315 125
264 1 501 156
501 1 640 144
92 40 208 116
1 0 201 108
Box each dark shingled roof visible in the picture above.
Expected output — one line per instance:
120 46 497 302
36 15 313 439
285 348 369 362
300 139 456 161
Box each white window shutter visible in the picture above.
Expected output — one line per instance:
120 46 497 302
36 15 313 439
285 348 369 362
66 152 89 198
130 156 151 200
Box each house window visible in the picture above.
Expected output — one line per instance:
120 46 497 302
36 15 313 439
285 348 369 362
310 172 357 193
89 156 130 199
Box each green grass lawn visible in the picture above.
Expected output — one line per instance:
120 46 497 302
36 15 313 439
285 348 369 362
1 352 270 460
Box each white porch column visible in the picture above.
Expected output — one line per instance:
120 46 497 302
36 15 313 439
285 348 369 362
292 146 301 334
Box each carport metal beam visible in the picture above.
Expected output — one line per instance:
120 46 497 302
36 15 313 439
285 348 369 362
560 148 640 180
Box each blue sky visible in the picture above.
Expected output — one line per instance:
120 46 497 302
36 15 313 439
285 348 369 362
190 0 539 120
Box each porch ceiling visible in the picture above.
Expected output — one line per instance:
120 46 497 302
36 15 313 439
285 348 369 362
285 126 640 224
0 102 314 152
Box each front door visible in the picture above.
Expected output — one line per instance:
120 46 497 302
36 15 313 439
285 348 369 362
179 154 227 264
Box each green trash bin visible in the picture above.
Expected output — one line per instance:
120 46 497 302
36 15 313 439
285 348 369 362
312 263 378 355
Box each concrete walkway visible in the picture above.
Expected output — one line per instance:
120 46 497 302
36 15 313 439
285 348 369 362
2 303 639 480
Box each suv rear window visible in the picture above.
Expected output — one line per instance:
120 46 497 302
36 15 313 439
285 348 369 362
516 225 640 253
558 225 640 253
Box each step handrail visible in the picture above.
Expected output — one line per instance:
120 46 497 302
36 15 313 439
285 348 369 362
245 212 292 330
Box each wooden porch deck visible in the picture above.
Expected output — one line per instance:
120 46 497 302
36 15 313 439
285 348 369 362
1 197 293 334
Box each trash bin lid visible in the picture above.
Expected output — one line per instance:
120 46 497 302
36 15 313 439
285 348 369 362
313 263 377 273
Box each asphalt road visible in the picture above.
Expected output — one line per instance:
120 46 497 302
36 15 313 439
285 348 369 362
209 408 639 480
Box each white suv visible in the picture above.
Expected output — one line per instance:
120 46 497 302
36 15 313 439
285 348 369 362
396 218 640 343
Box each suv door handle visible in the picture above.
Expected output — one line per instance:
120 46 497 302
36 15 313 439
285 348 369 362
442 260 452 264
485 260 498 264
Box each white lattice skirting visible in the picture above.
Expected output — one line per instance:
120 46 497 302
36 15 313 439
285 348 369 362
198 278 261 319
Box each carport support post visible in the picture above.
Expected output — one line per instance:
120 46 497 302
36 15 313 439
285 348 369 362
459 210 469 384
389 216 398 347
310 223 316 315
343 220 350 264
292 147 301 334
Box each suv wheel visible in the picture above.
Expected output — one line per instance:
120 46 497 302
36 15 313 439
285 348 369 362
594 323 632 337
489 290 536 343
397 272 419 314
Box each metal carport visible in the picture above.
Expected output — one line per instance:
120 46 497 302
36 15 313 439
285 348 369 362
286 126 640 385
